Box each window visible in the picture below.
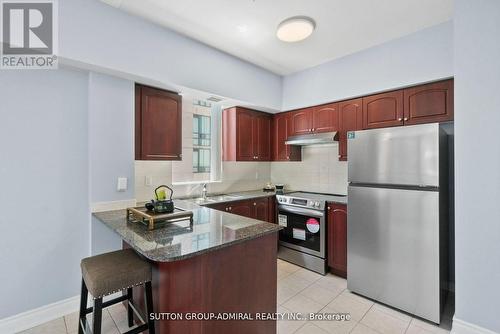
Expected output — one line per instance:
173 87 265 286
192 114 211 173
171 96 221 184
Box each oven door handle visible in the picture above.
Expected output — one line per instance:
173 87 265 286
278 205 324 218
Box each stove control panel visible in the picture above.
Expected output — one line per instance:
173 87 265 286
276 195 325 211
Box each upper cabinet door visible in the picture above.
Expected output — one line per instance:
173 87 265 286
363 91 404 129
312 103 339 133
404 79 454 125
139 85 182 160
339 98 363 132
273 113 288 161
290 109 313 135
256 114 272 161
338 98 363 160
236 110 255 161
273 113 302 161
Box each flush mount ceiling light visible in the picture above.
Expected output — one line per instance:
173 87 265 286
277 16 316 42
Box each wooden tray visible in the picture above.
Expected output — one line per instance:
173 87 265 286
127 206 193 230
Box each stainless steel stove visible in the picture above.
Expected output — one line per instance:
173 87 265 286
276 192 346 275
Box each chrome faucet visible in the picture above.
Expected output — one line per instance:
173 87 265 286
201 183 208 200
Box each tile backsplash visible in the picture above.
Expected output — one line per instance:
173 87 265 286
135 144 347 201
135 161 271 201
270 144 348 195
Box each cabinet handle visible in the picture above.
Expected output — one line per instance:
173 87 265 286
398 118 402 121
225 208 228 211
253 202 257 206
328 207 331 210
404 117 408 121
287 156 290 160
229 207 232 211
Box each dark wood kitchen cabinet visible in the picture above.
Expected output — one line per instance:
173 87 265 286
312 103 339 133
362 90 404 129
206 197 274 223
272 112 301 161
290 108 312 135
290 103 339 136
327 203 347 278
338 98 363 161
403 79 454 125
135 84 182 160
222 107 272 161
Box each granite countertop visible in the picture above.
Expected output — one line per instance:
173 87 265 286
93 199 282 263
182 189 278 206
182 189 348 206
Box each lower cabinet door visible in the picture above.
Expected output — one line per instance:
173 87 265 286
253 198 269 222
228 200 254 218
327 203 347 277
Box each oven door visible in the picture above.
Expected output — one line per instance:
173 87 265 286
277 205 325 258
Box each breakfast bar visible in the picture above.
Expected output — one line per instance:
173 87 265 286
93 200 281 334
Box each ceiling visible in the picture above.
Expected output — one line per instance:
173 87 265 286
101 0 453 75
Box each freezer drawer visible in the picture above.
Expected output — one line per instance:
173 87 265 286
348 124 441 187
347 185 441 323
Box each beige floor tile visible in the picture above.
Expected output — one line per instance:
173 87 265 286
311 317 357 334
351 323 381 334
299 282 343 307
294 322 329 334
372 303 412 322
360 308 409 334
18 317 67 334
108 302 135 334
410 318 451 333
279 274 313 294
288 268 323 284
278 268 292 281
315 274 348 292
278 284 300 305
278 260 302 274
64 311 79 333
277 306 307 334
324 291 373 321
283 293 324 315
83 310 119 334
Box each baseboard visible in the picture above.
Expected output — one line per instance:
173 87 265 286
0 292 124 334
0 295 80 334
91 199 136 212
452 317 499 334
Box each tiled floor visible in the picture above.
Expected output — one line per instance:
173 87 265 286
18 259 454 334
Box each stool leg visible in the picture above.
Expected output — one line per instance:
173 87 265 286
127 288 134 327
93 297 103 334
145 281 155 334
78 279 88 334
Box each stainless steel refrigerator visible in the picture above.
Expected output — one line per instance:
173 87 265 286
347 123 448 324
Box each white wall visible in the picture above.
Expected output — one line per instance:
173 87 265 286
453 1 500 332
271 145 348 195
89 72 135 203
59 0 282 110
88 73 134 255
0 68 89 319
282 21 453 110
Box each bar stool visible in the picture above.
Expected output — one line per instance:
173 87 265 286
78 249 155 334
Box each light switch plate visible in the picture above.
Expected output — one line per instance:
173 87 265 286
117 177 128 192
145 176 153 186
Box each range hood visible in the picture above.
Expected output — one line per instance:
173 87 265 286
285 131 338 146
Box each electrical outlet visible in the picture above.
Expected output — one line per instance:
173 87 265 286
145 176 153 186
117 177 128 192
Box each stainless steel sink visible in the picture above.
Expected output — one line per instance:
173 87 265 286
207 194 243 201
189 194 243 204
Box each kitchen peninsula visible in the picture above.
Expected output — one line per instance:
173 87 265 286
93 199 281 334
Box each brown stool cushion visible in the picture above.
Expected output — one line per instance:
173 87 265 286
81 249 152 298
